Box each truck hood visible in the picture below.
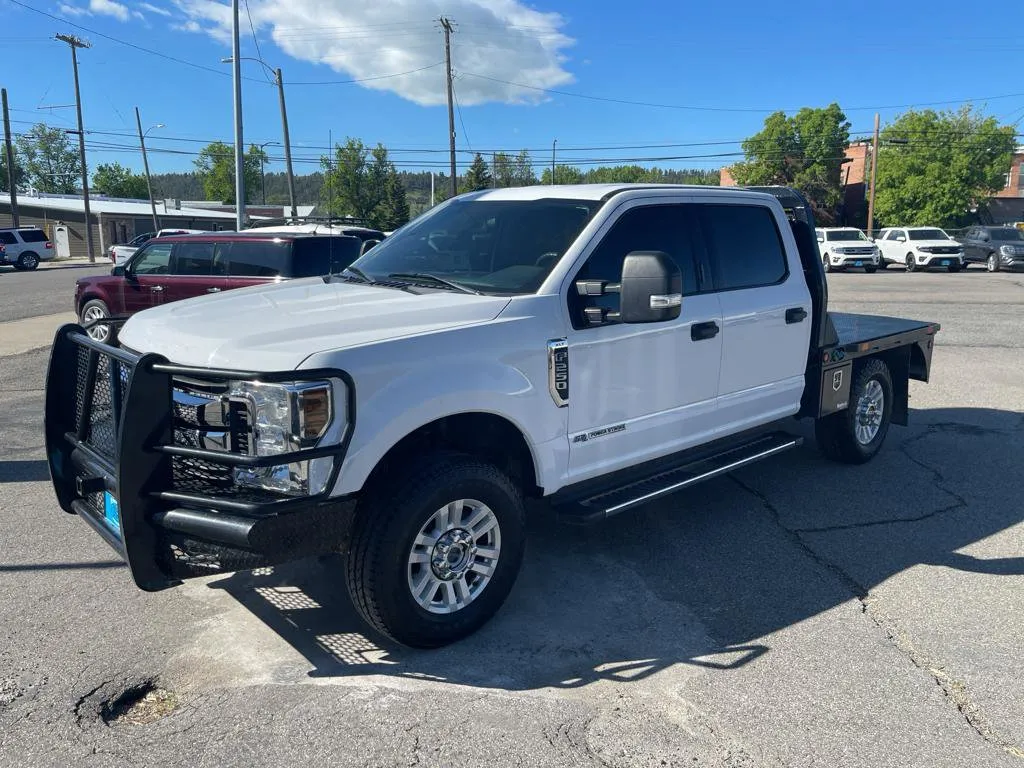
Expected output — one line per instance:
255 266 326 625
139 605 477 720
118 278 512 370
911 240 961 249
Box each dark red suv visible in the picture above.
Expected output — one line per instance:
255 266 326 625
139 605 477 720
75 232 363 342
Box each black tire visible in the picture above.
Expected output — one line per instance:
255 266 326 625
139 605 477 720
345 452 526 648
815 358 894 465
878 260 889 270
948 263 961 273
905 254 917 272
822 255 833 273
79 299 115 343
864 265 877 274
16 251 40 270
987 253 1000 273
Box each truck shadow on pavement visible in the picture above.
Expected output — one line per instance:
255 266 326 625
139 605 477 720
0 459 51 483
207 406 1024 691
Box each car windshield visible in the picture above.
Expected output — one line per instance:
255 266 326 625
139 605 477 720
826 230 868 241
348 197 603 294
908 229 949 240
990 228 1024 241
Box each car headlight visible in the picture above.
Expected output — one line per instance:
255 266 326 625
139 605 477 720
831 247 846 255
917 246 934 253
999 245 1023 257
228 380 345 496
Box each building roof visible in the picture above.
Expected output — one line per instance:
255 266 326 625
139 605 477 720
0 192 240 220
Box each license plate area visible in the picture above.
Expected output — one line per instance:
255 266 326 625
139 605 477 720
103 492 122 537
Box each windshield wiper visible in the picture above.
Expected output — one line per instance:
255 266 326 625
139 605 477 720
387 272 481 295
342 265 374 283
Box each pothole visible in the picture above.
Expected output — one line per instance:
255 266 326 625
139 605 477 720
101 681 179 726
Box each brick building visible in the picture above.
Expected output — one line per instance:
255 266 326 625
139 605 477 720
994 149 1024 198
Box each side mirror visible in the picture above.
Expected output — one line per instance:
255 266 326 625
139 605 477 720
111 265 125 277
619 251 682 323
895 235 906 242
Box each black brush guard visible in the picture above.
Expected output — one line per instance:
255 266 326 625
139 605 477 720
44 324 357 591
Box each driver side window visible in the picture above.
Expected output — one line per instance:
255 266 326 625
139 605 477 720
569 204 700 329
131 243 173 275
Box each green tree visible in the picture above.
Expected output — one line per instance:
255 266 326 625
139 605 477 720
873 107 1017 228
539 164 584 185
461 153 492 192
92 162 149 199
729 104 851 223
492 152 515 188
15 123 81 194
512 150 536 185
193 141 266 203
321 137 408 229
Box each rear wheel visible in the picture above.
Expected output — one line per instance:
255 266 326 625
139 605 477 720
345 453 526 648
815 358 893 465
864 265 877 274
16 251 40 270
948 263 961 273
905 253 917 272
822 254 833 273
80 299 114 343
987 253 1000 272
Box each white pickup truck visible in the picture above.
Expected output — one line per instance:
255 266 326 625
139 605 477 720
45 185 940 648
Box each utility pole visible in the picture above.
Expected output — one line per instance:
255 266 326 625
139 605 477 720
430 171 435 207
56 33 95 262
275 68 297 220
2 89 20 227
492 151 497 188
866 112 880 239
230 0 245 230
551 138 557 184
135 107 160 234
440 17 457 198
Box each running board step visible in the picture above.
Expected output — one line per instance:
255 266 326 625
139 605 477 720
556 432 802 524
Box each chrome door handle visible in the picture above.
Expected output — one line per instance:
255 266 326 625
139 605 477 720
206 287 222 293
151 285 164 292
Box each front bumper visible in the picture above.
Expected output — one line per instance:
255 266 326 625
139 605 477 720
915 252 963 267
829 252 879 267
45 324 357 591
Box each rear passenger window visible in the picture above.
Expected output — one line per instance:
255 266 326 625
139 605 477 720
227 240 289 277
173 242 215 276
291 237 361 277
700 204 787 290
18 229 48 243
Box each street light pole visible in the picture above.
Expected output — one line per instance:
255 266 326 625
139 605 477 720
230 0 245 230
135 107 162 234
257 140 275 206
551 138 557 185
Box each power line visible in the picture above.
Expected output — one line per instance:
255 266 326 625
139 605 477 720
452 82 472 153
287 61 444 86
242 0 273 84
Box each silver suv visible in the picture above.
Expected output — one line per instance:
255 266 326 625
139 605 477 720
0 227 56 270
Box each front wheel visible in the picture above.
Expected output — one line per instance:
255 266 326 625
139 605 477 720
80 299 114 343
987 254 1000 272
905 254 917 272
948 263 961 273
815 358 894 464
864 265 877 274
345 453 526 648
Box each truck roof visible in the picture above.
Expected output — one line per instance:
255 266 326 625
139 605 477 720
464 184 775 202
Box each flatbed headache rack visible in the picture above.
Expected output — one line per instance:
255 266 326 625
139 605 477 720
246 215 376 229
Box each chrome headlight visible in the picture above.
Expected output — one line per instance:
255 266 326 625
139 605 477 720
831 247 846 255
228 379 346 496
1000 245 1023 257
917 246 934 253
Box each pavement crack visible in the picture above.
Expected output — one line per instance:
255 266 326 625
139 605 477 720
73 680 110 729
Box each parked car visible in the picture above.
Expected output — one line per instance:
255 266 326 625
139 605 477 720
47 185 941 649
76 231 363 342
108 231 155 266
0 226 56 270
875 227 964 272
814 227 880 272
956 225 1024 272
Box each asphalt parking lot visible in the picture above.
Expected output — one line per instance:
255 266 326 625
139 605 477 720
1 268 1022 767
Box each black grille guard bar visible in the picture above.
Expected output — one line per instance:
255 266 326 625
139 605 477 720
44 324 355 591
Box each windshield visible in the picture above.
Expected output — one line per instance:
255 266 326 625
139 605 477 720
908 229 949 241
990 228 1024 241
348 197 603 294
826 230 869 242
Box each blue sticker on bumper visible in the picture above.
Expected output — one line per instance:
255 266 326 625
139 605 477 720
103 492 121 534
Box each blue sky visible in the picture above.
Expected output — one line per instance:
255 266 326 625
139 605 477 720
6 0 1024 178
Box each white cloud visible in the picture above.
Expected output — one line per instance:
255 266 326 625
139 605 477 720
89 0 130 20
139 1 172 15
58 3 91 16
170 0 575 106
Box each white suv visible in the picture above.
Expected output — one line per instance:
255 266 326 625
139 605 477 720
875 227 964 272
815 227 880 273
0 227 56 270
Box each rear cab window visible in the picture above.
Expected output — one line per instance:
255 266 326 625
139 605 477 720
699 203 788 291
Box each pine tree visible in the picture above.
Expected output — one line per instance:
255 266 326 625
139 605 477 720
460 153 492 193
374 171 410 230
